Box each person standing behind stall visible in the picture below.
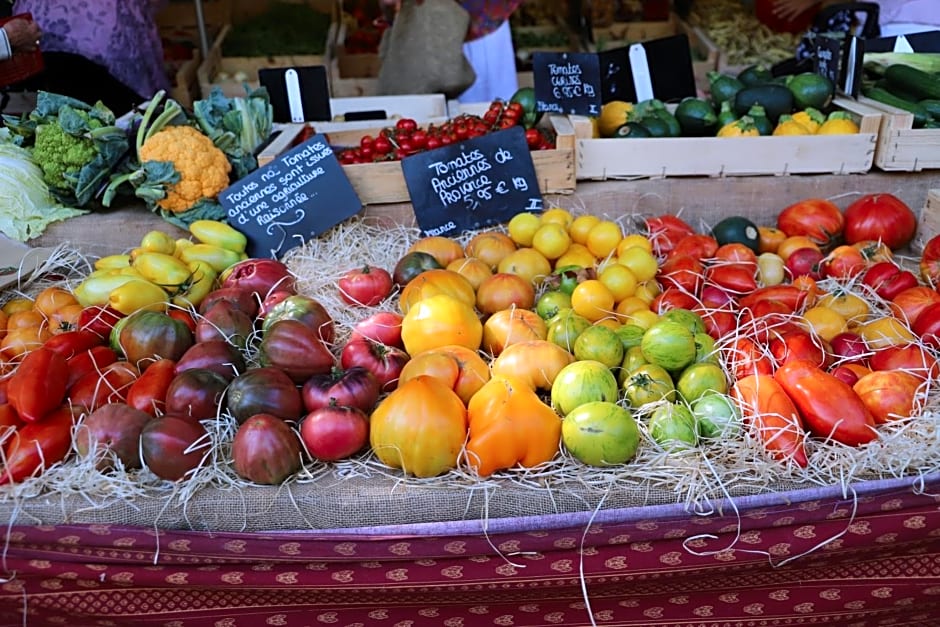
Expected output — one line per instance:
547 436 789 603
0 15 42 62
457 0 524 103
12 0 169 113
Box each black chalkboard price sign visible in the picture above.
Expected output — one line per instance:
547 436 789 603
219 134 362 259
401 126 544 238
532 51 602 117
814 33 845 87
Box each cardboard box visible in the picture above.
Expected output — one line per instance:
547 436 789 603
570 97 881 179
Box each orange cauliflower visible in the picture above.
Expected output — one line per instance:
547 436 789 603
139 125 232 213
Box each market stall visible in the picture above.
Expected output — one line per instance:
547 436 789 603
3 0 940 625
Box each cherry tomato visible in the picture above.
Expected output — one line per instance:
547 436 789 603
395 118 418 133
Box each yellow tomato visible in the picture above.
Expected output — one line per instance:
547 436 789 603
108 279 171 314
2 298 34 316
132 252 195 291
570 279 615 322
599 263 638 302
554 243 596 270
94 254 132 270
777 235 820 261
623 308 659 330
617 246 658 282
140 229 179 255
178 243 242 274
399 269 477 315
633 280 661 305
507 211 542 247
531 223 571 261
594 317 621 331
540 207 574 229
446 256 493 291
756 252 785 286
857 317 917 350
465 231 517 270
615 296 651 317
171 261 218 309
816 292 871 326
800 306 847 342
568 214 601 245
401 294 483 355
497 247 552 285
408 236 465 268
586 220 623 260
73 273 143 307
616 233 653 256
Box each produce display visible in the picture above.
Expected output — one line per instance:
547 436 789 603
219 1 332 57
686 0 800 68
595 68 856 138
863 59 940 129
1 190 939 509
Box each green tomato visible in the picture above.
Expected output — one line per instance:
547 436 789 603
614 323 646 352
562 401 640 466
573 324 624 369
694 332 719 364
641 319 697 372
692 393 741 439
648 402 698 451
546 309 592 353
536 290 572 320
550 359 619 417
618 345 649 385
676 362 728 403
659 307 706 335
622 363 676 408
552 265 583 296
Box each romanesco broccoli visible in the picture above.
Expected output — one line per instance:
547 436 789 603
32 123 96 192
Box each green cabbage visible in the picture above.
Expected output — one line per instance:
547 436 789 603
0 134 86 241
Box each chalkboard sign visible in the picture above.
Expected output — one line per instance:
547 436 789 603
219 134 362 259
597 35 697 104
814 33 845 87
533 52 602 116
401 126 543 237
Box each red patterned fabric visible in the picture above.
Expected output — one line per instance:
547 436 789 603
2 476 940 626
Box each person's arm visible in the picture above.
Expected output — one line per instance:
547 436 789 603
771 0 819 21
0 17 41 60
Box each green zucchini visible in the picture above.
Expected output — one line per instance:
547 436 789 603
863 86 931 128
874 78 923 104
708 71 745 108
674 97 718 136
919 99 940 120
736 64 774 87
733 84 794 122
884 64 940 100
785 72 835 110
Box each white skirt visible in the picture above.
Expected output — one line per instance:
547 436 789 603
458 20 519 103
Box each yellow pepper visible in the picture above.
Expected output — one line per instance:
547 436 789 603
108 279 171 314
465 375 562 477
94 254 132 270
178 243 242 274
132 252 194 292
171 260 218 309
73 273 145 307
139 230 178 255
189 219 248 254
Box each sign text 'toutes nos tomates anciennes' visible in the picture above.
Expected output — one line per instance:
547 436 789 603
219 133 362 258
402 126 543 237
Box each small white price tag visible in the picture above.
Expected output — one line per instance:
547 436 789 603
629 43 654 102
284 68 305 123
893 35 915 53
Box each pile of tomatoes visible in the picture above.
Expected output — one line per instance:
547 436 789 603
336 100 555 165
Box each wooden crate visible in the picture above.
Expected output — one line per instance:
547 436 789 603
197 24 327 98
854 96 940 172
913 189 940 254
324 21 381 98
570 97 880 179
259 114 576 204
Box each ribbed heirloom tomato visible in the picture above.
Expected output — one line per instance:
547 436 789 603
776 198 844 248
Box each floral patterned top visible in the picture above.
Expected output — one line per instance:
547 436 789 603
461 0 523 41
12 0 169 99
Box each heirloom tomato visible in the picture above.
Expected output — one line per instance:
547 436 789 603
125 358 177 416
776 198 844 247
550 360 619 417
259 320 335 384
340 338 410 392
68 361 139 412
351 311 404 348
337 264 393 307
408 235 465 268
868 344 938 380
842 193 917 250
7 348 69 423
140 415 209 481
668 234 719 262
165 368 229 422
370 375 468 478
401 294 483 356
475 272 536 315
861 261 919 302
773 359 877 446
645 214 696 257
622 363 676 408
392 251 442 286
446 257 492 291
228 366 305 423
562 401 639 467
890 286 940 326
731 374 807 467
300 405 370 462
489 339 575 391
75 403 151 470
261 295 334 344
913 301 940 348
399 344 490 404
302 366 382 414
175 340 246 381
0 406 79 485
920 234 940 287
399 269 476 314
481 307 546 356
819 245 866 280
116 310 194 370
195 301 254 348
232 413 303 484
853 370 922 424
221 258 296 300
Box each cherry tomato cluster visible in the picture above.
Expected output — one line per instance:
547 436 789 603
336 100 555 165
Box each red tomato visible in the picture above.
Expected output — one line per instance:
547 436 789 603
78 305 125 338
0 403 23 432
668 234 719 262
920 234 940 288
712 243 758 266
125 358 177 416
68 361 139 412
731 374 808 467
651 287 701 314
340 338 410 392
0 405 78 485
699 285 735 310
784 247 825 281
66 346 119 390
853 370 922 424
769 329 831 369
861 261 919 302
167 309 197 334
42 329 105 360
722 336 775 381
868 344 938 380
658 254 704 294
337 265 394 307
776 198 844 247
773 359 877 446
913 301 940 348
698 309 736 340
645 215 696 257
890 286 940 326
351 311 405 348
705 263 758 295
738 285 809 314
819 245 867 280
843 193 917 251
7 348 69 423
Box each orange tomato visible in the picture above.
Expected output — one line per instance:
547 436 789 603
33 287 79 319
1 326 52 359
398 344 491 405
569 214 601 245
496 248 552 285
2 298 34 316
481 307 547 356
776 236 821 261
490 339 576 391
531 223 571 261
465 231 517 269
571 279 615 322
401 294 483 356
408 236 465 268
475 272 536 315
47 302 83 335
399 269 476 315
446 257 492 291
757 226 787 254
6 310 46 331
